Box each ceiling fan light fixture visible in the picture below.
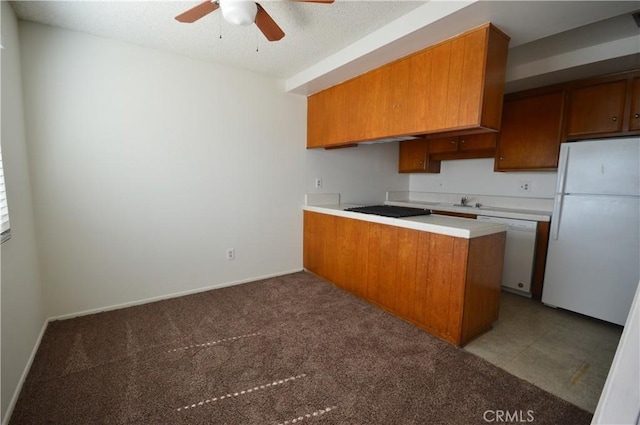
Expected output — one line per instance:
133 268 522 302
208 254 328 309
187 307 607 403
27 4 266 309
220 0 258 26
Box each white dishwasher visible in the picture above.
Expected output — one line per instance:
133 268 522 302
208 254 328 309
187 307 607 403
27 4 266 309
477 215 538 296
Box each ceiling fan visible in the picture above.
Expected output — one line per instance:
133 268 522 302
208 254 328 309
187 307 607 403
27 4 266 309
175 0 334 42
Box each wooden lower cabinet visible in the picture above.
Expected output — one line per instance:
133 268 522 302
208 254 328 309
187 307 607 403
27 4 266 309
303 211 506 346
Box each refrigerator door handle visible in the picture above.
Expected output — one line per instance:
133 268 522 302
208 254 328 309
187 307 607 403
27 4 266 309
551 194 564 240
556 144 570 194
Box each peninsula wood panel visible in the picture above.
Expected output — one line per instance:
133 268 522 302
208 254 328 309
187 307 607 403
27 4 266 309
418 233 457 339
303 211 334 279
394 227 420 320
366 222 400 311
334 216 370 298
413 231 432 324
303 211 506 346
460 232 506 343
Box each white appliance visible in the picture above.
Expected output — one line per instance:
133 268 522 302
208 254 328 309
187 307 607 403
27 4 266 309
477 216 537 296
542 137 640 326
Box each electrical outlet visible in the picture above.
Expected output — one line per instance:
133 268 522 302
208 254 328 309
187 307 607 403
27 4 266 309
226 248 235 260
518 181 532 192
315 178 322 189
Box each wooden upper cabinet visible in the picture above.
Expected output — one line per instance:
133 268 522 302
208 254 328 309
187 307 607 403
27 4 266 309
384 59 412 137
405 49 433 134
398 138 440 173
306 84 346 148
429 137 459 154
495 90 565 171
565 79 627 138
427 133 496 161
306 23 510 148
630 77 640 131
459 133 497 151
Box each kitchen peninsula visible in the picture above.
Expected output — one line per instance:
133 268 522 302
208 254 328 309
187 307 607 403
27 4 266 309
303 195 507 346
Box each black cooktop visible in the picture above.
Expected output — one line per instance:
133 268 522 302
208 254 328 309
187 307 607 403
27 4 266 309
344 205 431 218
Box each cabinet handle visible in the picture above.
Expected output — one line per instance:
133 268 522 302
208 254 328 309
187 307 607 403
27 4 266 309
451 140 456 144
612 116 618 122
460 140 466 144
635 113 639 119
499 157 505 160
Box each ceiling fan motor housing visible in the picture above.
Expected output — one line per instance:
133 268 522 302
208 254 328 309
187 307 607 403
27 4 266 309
220 0 258 26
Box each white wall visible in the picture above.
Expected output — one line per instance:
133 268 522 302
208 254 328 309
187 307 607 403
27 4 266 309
18 21 306 318
410 158 557 199
18 21 406 320
305 142 408 205
0 3 47 421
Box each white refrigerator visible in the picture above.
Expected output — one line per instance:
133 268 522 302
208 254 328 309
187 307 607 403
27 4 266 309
542 137 640 326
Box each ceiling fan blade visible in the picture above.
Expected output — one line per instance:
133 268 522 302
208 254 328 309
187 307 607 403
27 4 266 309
288 0 334 3
175 1 219 23
255 4 285 41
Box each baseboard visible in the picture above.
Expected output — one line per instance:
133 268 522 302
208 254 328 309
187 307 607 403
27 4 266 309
2 319 49 425
48 269 304 321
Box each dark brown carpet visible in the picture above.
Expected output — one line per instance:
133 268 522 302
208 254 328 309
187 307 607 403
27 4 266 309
10 272 592 424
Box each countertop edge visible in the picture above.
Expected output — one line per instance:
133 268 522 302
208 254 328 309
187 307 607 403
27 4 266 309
303 205 507 239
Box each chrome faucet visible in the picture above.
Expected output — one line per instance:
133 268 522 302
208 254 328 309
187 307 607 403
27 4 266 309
460 196 469 206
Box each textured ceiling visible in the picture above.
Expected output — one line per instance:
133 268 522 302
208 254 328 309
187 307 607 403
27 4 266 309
10 0 427 79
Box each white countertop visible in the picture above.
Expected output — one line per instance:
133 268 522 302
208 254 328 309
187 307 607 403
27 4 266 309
303 204 507 239
385 191 552 222
385 200 552 222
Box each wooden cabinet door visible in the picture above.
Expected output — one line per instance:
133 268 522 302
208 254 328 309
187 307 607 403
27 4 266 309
306 90 331 148
346 76 367 143
426 40 453 132
398 138 441 174
458 133 496 151
630 77 640 132
428 136 459 154
385 58 412 136
362 68 388 140
405 49 433 134
307 85 351 148
496 91 565 171
398 139 428 172
443 36 466 130
566 80 626 138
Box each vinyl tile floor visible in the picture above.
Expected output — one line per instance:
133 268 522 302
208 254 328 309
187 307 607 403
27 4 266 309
464 291 623 414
